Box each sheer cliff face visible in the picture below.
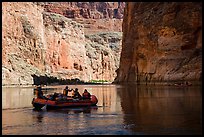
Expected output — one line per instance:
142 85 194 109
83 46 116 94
2 2 45 84
115 2 202 83
42 12 88 79
2 2 122 85
40 2 125 19
37 2 125 34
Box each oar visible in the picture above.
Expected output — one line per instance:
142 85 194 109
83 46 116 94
41 99 48 110
41 104 47 110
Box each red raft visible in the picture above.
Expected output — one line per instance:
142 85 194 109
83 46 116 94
32 95 98 110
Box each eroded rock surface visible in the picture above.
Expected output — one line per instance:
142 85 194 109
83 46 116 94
2 2 123 85
114 2 202 84
37 2 125 34
85 32 122 81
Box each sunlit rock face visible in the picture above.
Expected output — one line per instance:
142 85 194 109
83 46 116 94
2 2 88 85
114 2 202 84
85 32 122 81
42 12 88 80
2 2 123 85
40 2 125 19
2 2 45 85
37 2 125 34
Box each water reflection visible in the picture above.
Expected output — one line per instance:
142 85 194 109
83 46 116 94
36 111 44 123
33 106 98 114
118 84 202 135
82 85 122 113
2 84 202 135
2 85 121 112
2 87 34 109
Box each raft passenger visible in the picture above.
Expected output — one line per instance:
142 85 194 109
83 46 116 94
82 89 91 100
63 86 72 96
72 88 82 99
35 85 47 99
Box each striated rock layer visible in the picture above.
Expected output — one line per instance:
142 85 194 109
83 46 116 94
114 2 202 84
85 32 122 81
2 2 122 85
2 2 46 85
37 2 125 34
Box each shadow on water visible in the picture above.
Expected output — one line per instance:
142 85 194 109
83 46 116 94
117 84 202 135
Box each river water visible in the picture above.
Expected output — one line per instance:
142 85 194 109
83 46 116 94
2 84 202 135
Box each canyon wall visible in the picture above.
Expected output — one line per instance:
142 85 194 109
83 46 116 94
2 2 45 85
85 32 122 81
2 2 123 85
114 2 202 84
37 2 125 34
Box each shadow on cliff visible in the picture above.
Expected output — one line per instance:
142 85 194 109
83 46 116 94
31 74 85 85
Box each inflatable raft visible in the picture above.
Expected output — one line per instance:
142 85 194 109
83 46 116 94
32 95 98 110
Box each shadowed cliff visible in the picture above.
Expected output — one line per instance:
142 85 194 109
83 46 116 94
114 2 202 84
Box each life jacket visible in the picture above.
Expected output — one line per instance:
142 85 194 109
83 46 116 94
63 89 68 96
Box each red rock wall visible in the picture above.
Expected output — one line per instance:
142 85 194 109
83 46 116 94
2 2 123 85
38 2 125 34
42 12 87 81
2 2 46 84
39 2 125 19
115 2 202 84
2 2 88 85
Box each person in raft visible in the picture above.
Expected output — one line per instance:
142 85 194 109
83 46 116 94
82 89 91 100
35 85 47 99
72 88 82 99
63 86 73 96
